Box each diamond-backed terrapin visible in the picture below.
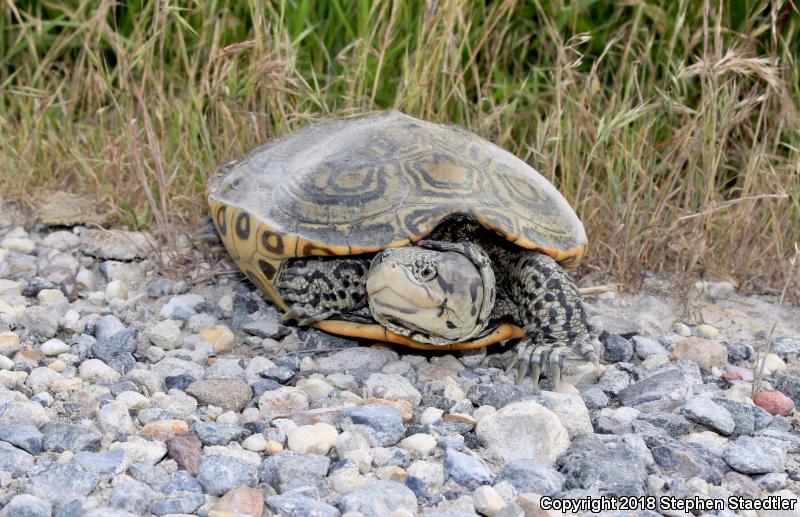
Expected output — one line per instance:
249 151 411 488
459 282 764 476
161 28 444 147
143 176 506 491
202 110 598 390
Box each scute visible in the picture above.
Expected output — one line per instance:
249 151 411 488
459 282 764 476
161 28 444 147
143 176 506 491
209 110 586 266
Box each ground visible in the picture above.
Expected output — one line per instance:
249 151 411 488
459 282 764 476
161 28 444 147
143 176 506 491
0 205 799 517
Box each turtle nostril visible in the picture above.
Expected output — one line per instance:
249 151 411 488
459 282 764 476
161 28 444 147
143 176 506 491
389 262 397 270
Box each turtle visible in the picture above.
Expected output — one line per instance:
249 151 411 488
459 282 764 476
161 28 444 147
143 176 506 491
200 110 599 390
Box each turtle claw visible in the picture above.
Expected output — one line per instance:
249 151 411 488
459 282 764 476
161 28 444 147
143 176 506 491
511 338 589 393
191 217 221 245
283 306 336 327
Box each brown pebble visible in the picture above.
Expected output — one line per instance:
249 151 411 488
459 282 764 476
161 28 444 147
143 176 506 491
141 419 189 439
670 337 727 371
166 435 202 475
208 486 264 517
753 390 795 416
721 371 743 382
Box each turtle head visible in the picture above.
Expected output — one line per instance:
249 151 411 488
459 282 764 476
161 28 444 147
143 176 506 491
366 241 495 343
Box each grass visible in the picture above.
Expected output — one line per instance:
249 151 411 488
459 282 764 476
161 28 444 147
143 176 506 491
1 0 799 298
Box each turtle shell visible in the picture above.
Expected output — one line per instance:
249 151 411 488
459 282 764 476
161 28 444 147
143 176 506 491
208 110 587 320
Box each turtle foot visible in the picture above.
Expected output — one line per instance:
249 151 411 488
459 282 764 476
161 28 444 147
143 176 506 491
506 338 600 393
191 216 222 246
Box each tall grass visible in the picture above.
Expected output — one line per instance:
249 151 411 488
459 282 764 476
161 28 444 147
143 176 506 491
1 0 798 297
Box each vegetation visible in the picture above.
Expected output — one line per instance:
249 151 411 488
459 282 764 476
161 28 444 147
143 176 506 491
1 0 798 296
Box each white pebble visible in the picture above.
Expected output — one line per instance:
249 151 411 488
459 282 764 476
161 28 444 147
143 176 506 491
242 433 268 452
218 295 234 316
41 338 69 356
673 323 692 337
145 346 165 363
473 405 497 422
62 310 81 332
216 411 241 425
116 391 150 410
241 407 261 423
105 280 129 301
288 423 338 455
79 359 121 382
419 407 444 425
98 401 135 437
696 324 720 339
75 268 96 290
1 238 36 254
473 485 507 516
0 356 14 370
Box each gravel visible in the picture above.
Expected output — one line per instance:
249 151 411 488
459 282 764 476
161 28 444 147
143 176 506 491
0 221 797 514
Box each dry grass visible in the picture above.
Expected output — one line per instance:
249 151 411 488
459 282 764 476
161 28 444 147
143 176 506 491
1 0 798 297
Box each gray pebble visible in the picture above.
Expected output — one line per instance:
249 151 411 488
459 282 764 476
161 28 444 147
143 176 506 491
722 435 787 474
91 328 138 374
258 451 330 494
617 368 685 406
0 425 43 454
110 480 155 514
23 463 99 504
41 423 101 453
602 333 633 363
632 335 667 359
558 434 649 497
148 494 205 516
443 448 492 489
196 454 258 496
191 420 250 446
265 492 339 517
341 404 404 447
1 494 52 517
493 458 565 496
681 396 735 435
466 382 537 408
339 480 417 515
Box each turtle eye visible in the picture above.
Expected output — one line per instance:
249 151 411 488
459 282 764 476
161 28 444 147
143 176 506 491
417 263 437 282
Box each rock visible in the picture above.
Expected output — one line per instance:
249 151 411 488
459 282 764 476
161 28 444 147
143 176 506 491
754 390 795 416
72 449 126 475
19 307 59 339
40 338 68 356
115 390 150 410
1 238 35 254
473 485 506 516
81 229 154 260
466 382 537 408
632 335 666 359
493 459 565 496
258 451 330 494
199 325 236 352
145 320 184 350
1 494 52 517
210 486 264 517
287 423 338 455
399 433 437 457
264 492 338 517
365 373 422 406
681 396 735 435
25 367 62 393
98 400 135 438
635 412 691 436
476 400 569 464
0 441 35 477
149 494 205 515
110 480 155 514
91 328 138 374
647 435 729 484
722 435 787 474
315 347 397 374
186 379 252 412
339 480 417 515
696 324 720 339
670 337 727 371
419 407 444 425
0 401 50 427
41 422 102 452
166 435 202 475
0 425 42 454
141 419 189 440
558 434 650 497
341 404 405 447
617 368 687 407
0 331 22 357
240 318 289 339
756 472 788 492
105 280 128 301
192 420 250 446
196 453 259 496
602 333 633 363
259 387 309 421
109 437 167 465
78 359 121 382
539 391 592 438
443 448 492 489
23 463 99 504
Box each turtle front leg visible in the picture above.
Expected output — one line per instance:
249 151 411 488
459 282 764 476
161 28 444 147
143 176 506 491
506 253 599 392
274 257 370 326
